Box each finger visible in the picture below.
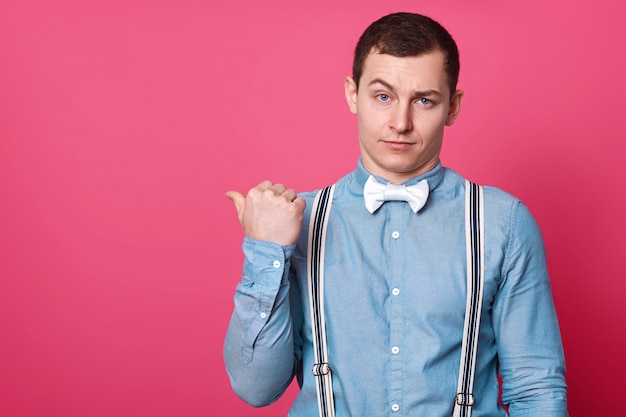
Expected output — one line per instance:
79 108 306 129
282 188 297 201
270 183 287 194
255 180 273 191
225 190 246 219
292 197 307 212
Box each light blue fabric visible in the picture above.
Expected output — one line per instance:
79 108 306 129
224 160 568 417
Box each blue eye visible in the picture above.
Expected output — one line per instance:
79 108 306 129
419 98 432 105
377 94 390 102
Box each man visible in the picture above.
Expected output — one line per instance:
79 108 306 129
224 12 568 417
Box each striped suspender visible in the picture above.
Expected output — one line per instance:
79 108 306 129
453 180 485 417
307 181 484 417
307 185 336 417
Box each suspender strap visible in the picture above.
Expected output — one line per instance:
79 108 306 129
453 180 485 417
307 185 336 417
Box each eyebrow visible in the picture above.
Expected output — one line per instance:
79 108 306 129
367 78 442 98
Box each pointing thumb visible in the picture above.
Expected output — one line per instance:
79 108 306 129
225 190 246 221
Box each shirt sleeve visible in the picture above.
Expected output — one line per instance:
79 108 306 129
223 237 300 407
493 201 568 416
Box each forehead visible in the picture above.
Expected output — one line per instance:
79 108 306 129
360 51 449 92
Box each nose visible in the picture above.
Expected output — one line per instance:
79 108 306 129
389 103 413 133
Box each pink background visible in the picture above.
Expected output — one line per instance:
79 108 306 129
1 0 624 416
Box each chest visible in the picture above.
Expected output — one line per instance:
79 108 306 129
292 198 505 332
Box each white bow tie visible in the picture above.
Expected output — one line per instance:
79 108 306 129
363 175 430 213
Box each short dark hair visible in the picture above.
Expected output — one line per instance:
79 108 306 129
352 12 460 98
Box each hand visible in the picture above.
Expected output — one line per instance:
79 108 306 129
226 181 306 246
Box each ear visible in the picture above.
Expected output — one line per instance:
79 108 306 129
344 76 358 114
445 89 464 126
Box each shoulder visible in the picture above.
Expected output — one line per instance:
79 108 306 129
483 185 521 212
442 167 519 205
442 167 542 239
438 167 522 210
439 164 525 217
295 170 364 252
299 170 359 212
477 184 545 257
480 185 536 224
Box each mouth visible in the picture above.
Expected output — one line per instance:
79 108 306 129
383 140 414 150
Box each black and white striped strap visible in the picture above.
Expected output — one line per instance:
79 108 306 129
453 180 485 417
307 185 336 417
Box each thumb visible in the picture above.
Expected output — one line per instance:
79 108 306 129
225 190 246 221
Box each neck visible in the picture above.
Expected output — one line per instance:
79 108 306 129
362 160 439 184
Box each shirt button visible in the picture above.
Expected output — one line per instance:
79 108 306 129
392 287 400 296
391 403 400 412
259 312 267 319
392 231 400 239
391 346 400 355
273 260 281 268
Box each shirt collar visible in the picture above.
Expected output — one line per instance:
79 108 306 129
353 158 445 192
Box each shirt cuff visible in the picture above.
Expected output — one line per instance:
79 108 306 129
242 237 295 284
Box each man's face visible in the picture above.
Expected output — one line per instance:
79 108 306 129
345 50 463 184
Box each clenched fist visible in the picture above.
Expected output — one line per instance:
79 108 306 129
226 181 306 246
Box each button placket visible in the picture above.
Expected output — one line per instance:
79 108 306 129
388 204 405 415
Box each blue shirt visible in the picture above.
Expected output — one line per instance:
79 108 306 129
224 160 568 417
